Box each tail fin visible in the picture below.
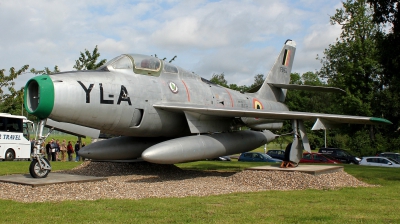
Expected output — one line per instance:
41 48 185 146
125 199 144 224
255 39 296 102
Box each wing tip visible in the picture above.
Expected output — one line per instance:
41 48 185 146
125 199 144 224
370 117 392 125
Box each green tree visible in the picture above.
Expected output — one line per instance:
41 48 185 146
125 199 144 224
245 74 265 92
0 65 29 115
228 83 249 93
73 45 107 70
367 0 399 35
302 71 323 86
318 0 388 154
249 74 264 88
30 66 60 75
367 0 400 149
210 73 228 87
319 0 382 117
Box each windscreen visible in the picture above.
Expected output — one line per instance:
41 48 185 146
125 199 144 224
132 55 161 71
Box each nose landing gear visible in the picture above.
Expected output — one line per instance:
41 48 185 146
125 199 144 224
29 119 53 178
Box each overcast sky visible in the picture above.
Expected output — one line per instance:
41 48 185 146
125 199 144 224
0 0 343 89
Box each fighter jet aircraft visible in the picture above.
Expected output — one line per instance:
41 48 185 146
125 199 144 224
24 40 391 178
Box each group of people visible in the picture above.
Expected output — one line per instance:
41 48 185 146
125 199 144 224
44 139 86 162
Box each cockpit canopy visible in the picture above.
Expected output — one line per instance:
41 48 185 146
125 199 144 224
98 54 178 76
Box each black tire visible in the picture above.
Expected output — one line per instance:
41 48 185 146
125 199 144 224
5 149 15 161
29 158 50 178
284 143 292 161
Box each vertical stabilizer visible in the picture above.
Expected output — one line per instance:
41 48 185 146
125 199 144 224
256 40 296 102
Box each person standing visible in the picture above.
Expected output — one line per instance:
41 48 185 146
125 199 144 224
45 141 52 161
50 139 57 162
55 140 61 161
81 142 86 161
75 141 80 162
60 139 67 162
67 141 74 161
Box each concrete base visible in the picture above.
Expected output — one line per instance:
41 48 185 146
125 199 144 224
246 165 343 176
0 173 107 187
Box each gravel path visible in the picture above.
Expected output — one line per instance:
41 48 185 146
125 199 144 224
0 162 374 203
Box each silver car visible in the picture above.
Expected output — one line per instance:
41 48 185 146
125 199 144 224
359 156 400 168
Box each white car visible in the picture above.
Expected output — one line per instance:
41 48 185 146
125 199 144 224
359 156 400 168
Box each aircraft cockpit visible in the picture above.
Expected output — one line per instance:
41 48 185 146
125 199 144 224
98 54 176 77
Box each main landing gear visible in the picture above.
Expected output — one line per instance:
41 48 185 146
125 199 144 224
280 143 298 168
280 120 311 168
29 119 53 178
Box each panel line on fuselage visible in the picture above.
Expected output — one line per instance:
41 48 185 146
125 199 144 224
224 89 234 107
181 80 190 102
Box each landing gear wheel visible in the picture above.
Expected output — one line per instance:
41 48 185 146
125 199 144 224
284 143 292 161
29 158 50 178
280 143 299 168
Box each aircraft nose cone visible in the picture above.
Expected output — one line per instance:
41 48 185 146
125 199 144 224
24 75 55 119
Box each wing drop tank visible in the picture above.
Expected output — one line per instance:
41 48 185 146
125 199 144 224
78 136 169 160
141 130 278 164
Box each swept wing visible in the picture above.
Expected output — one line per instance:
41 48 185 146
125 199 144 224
154 102 392 125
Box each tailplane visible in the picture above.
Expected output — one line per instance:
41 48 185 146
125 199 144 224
255 39 296 102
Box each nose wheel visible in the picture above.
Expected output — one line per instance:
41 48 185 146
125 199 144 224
29 157 51 178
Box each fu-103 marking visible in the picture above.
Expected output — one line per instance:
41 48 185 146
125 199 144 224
77 81 132 105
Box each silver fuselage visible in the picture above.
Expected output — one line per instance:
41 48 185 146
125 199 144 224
43 68 288 137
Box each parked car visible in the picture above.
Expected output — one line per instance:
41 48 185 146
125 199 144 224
318 148 361 164
359 156 400 168
266 149 285 160
238 152 282 163
377 152 400 163
207 156 231 161
300 153 341 164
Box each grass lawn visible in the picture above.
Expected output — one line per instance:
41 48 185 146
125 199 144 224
0 160 399 223
0 161 83 176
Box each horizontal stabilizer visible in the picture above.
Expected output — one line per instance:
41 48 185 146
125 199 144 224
268 83 346 94
45 119 100 138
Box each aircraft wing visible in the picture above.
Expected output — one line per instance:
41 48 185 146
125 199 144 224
153 103 392 125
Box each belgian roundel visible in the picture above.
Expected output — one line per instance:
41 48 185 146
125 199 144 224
253 99 263 110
